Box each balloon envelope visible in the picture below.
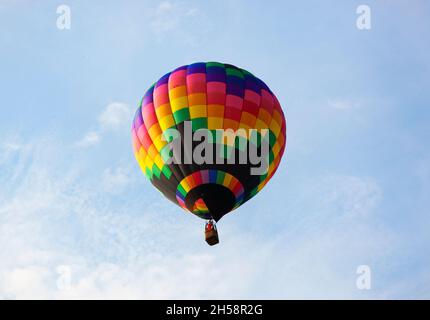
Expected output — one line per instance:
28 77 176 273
132 62 286 221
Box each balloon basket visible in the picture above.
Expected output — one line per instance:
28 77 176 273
205 229 219 246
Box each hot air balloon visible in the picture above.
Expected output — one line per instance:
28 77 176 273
131 62 286 245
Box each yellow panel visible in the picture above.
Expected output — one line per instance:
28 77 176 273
148 124 162 139
137 155 146 172
272 141 281 158
182 181 191 192
169 86 187 100
269 119 281 136
144 156 154 169
137 148 147 170
189 105 207 118
170 96 188 112
159 116 175 130
154 154 164 169
138 146 147 160
147 144 158 159
255 119 269 131
208 117 223 130
153 134 167 151
155 103 172 118
223 174 233 188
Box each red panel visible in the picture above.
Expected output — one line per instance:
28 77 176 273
169 70 187 90
186 73 206 94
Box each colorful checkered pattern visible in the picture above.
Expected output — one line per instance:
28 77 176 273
132 62 286 219
175 169 245 218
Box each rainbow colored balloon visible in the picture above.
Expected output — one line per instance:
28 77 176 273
132 62 286 226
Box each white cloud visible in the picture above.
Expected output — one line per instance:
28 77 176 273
75 131 100 148
98 102 132 131
149 1 206 45
101 166 134 194
0 136 428 299
75 102 131 148
185 8 199 17
317 175 382 218
1 266 52 299
329 99 361 110
0 140 25 165
2 142 22 152
151 1 180 34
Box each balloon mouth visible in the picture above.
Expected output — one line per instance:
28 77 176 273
175 169 245 221
187 184 234 221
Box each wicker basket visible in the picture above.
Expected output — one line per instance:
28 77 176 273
205 229 219 246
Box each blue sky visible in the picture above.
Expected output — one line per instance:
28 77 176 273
0 0 429 299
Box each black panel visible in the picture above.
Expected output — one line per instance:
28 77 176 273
185 184 236 222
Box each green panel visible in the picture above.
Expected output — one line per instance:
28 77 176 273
216 171 225 185
191 117 208 131
173 108 190 124
152 165 161 179
226 67 244 79
206 62 225 68
269 149 274 164
269 131 276 147
241 69 255 77
145 167 152 180
249 187 258 198
177 184 187 197
161 165 172 179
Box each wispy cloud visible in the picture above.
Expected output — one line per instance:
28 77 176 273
2 135 427 299
150 1 177 34
316 175 382 218
75 102 132 148
149 1 207 45
75 131 100 148
101 165 134 194
98 102 133 131
328 99 362 110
